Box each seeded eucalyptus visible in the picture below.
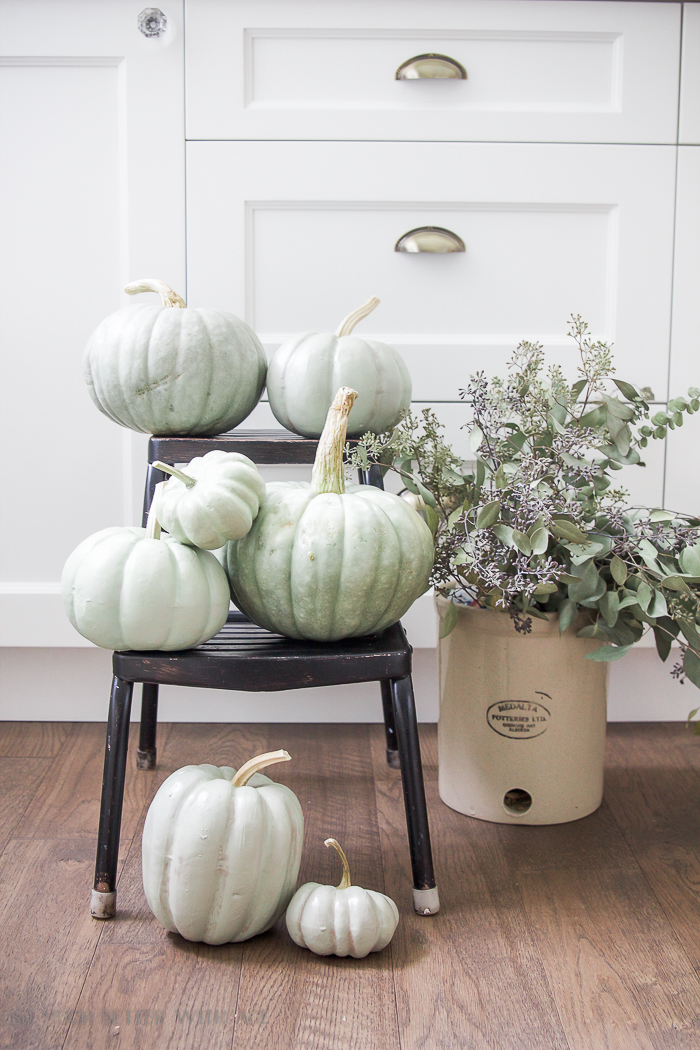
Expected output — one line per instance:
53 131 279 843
348 316 700 707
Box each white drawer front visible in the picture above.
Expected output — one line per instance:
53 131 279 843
185 0 680 143
186 141 675 399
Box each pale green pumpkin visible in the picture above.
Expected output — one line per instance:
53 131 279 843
266 297 412 438
286 838 399 958
224 387 434 641
61 485 230 650
84 279 267 436
142 751 303 944
153 450 266 550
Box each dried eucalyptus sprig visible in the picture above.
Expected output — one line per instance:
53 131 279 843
346 315 700 702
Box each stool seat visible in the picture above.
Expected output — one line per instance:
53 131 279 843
114 613 412 692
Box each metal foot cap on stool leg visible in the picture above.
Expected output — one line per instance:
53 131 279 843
90 889 116 919
386 748 400 769
136 748 156 771
413 886 440 915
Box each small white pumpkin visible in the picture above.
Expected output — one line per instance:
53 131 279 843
84 278 267 436
266 296 412 438
142 750 304 944
153 451 266 549
286 838 399 958
61 485 229 650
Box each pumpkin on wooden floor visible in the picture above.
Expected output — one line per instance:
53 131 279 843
142 751 304 944
224 387 434 641
266 296 411 438
286 838 399 958
153 450 266 549
61 484 229 650
84 278 267 436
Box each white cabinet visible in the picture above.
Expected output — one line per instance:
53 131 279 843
680 3 700 144
187 140 676 404
0 0 185 646
185 0 680 144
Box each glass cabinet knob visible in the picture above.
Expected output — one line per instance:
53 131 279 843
396 54 467 80
395 227 466 253
138 8 167 37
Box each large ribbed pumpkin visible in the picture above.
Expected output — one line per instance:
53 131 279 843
266 297 411 438
224 387 433 641
61 489 230 651
142 751 303 944
84 279 267 436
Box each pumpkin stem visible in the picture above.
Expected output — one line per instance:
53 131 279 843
231 749 292 787
145 481 167 540
324 838 352 890
124 279 186 308
152 461 196 488
311 387 358 496
335 296 380 338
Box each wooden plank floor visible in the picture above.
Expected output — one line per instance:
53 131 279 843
2 721 700 1050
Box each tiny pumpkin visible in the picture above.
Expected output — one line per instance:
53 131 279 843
142 750 304 944
84 278 267 436
286 838 399 958
153 451 266 549
61 484 229 651
266 296 412 438
224 387 434 641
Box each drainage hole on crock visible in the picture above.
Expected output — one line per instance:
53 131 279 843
503 789 532 814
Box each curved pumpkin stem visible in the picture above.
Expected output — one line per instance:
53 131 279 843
325 838 352 890
124 279 186 308
145 481 167 540
311 387 358 496
152 461 196 489
231 749 292 787
335 296 380 338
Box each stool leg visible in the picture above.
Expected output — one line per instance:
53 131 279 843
391 675 440 915
137 683 159 770
91 675 133 919
380 680 400 769
142 463 167 526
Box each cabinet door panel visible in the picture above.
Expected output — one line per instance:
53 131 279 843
187 141 675 402
680 3 700 144
186 0 680 143
0 0 185 645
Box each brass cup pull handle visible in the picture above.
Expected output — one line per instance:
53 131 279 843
395 53 467 80
395 227 465 254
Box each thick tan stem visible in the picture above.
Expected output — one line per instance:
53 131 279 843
152 461 196 488
124 279 186 308
324 838 352 890
231 749 291 787
335 296 380 338
311 387 358 496
145 481 166 540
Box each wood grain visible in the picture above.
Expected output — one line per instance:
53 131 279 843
17 722 156 842
0 756 51 856
0 837 103 1050
0 720 70 757
369 725 570 1050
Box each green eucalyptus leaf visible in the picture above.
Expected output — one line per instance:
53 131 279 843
660 575 692 592
476 500 501 529
571 379 587 401
424 505 439 536
585 644 633 662
649 509 676 523
447 506 464 531
613 379 641 401
683 648 700 690
492 524 515 547
568 561 601 603
652 624 673 662
414 478 437 508
512 529 532 555
602 394 636 421
475 459 486 490
610 556 628 585
636 582 653 612
679 543 700 576
530 528 549 555
578 406 606 428
469 426 484 453
578 622 610 639
551 519 588 543
533 582 559 596
558 599 578 633
558 573 582 586
599 590 620 627
648 588 668 618
439 601 459 639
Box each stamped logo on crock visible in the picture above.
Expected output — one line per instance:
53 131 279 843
486 694 551 739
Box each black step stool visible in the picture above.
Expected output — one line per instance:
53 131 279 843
90 429 439 921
